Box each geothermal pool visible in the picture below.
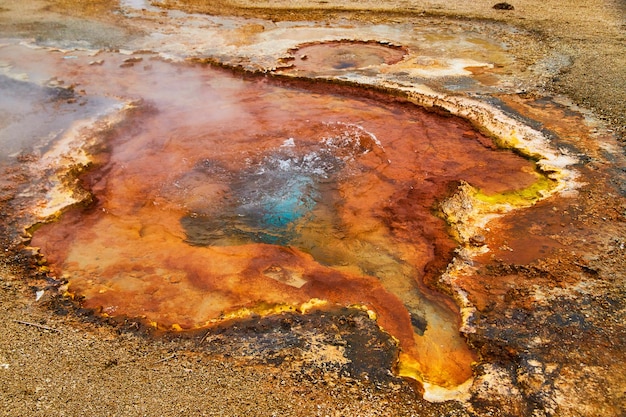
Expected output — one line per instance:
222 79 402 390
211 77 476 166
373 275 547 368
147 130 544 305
2 43 544 393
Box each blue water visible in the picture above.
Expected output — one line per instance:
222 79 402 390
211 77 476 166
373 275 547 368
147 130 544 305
257 175 317 228
181 146 338 246
234 172 318 245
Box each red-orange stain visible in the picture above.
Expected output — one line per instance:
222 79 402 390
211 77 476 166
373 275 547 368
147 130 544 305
285 41 407 74
16 46 541 388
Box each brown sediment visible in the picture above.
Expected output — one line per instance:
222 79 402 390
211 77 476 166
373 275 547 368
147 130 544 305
46 0 120 19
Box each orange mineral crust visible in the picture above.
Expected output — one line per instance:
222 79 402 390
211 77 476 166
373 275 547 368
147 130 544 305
28 48 542 389
284 41 408 75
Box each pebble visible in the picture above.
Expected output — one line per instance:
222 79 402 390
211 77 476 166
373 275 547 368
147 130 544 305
493 2 515 10
469 234 487 247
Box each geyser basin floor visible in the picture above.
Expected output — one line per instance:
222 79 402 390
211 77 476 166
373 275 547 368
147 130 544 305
8 44 545 392
2 1 625 415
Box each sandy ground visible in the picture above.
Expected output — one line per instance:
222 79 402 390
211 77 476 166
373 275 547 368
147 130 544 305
0 1 625 416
